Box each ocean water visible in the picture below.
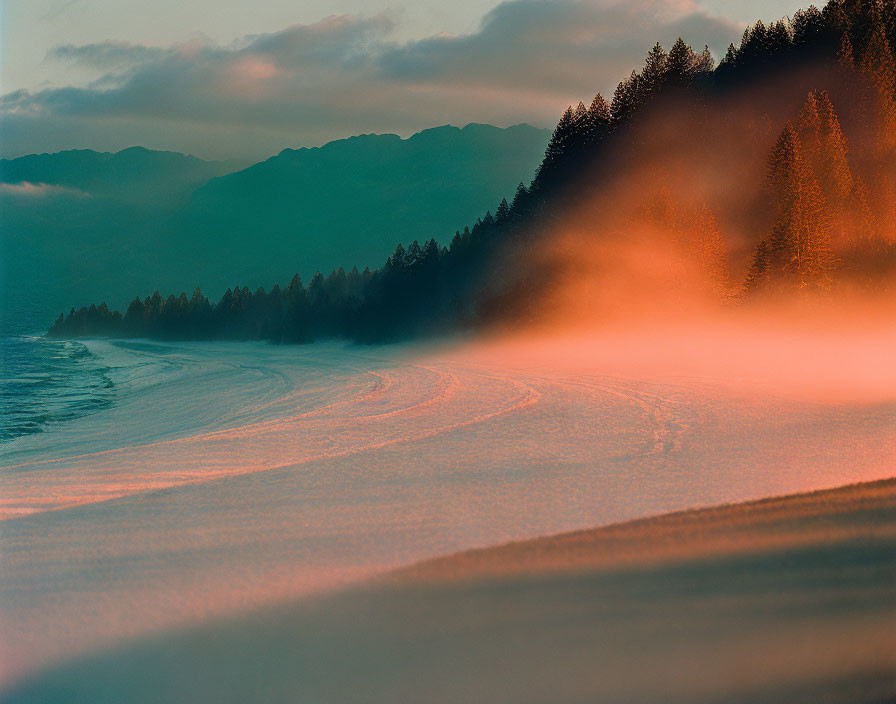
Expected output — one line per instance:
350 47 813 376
0 336 117 443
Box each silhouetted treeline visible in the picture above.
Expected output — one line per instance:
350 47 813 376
49 0 896 342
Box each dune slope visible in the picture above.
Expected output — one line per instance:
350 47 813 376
5 478 895 704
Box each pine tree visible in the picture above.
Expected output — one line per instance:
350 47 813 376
765 121 837 291
860 22 896 153
792 6 826 47
814 90 853 203
49 312 65 334
666 38 697 85
569 101 589 152
407 240 423 266
797 90 853 208
797 90 822 157
744 239 772 293
495 197 510 221
765 20 792 56
641 42 668 94
611 71 641 125
719 43 738 71
693 45 715 74
838 32 856 68
572 101 588 128
739 21 768 67
541 106 577 171
423 238 440 263
389 243 408 272
510 182 529 215
286 274 303 295
584 94 612 145
308 272 328 305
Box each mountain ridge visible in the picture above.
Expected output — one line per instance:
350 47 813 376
0 123 551 332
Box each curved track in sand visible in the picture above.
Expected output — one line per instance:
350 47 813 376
0 349 543 519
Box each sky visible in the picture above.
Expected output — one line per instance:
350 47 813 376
1 0 809 160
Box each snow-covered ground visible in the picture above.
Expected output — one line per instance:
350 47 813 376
2 334 895 685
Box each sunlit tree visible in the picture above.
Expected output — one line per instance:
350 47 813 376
765 121 837 291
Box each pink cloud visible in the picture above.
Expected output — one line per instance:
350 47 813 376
0 181 89 197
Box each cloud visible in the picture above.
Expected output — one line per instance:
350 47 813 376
0 181 89 198
49 41 168 71
1 0 743 160
379 0 737 93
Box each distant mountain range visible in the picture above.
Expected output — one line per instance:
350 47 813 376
0 123 550 331
0 146 241 204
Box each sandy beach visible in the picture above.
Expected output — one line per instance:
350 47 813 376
5 477 895 703
3 337 895 687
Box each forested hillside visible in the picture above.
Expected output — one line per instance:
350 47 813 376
170 123 551 295
2 124 547 333
51 0 896 342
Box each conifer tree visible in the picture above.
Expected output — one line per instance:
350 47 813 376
389 243 408 272
797 90 854 208
541 106 577 171
860 22 896 153
739 21 768 67
584 94 612 145
823 1 851 41
744 239 772 293
510 182 529 215
611 72 641 125
572 101 589 128
838 32 856 68
765 20 792 56
308 272 328 304
792 6 825 47
766 121 837 291
641 43 668 94
797 90 823 154
286 274 303 296
693 45 715 74
666 38 697 85
407 240 423 266
423 238 441 263
814 91 854 202
719 43 738 72
495 198 510 221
